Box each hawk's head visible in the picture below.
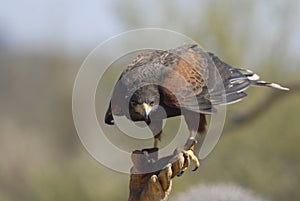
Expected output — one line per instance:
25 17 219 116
129 85 160 121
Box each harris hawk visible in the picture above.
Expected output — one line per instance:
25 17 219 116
105 44 289 170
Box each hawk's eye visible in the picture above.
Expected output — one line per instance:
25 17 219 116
149 101 155 106
131 100 138 107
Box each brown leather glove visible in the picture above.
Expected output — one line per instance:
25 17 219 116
128 148 192 201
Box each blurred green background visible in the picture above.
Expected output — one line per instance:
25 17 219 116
0 1 300 201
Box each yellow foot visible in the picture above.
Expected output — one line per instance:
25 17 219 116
176 137 200 175
182 149 200 172
184 137 200 170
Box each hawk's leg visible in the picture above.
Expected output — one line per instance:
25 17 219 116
140 120 162 162
184 131 197 150
181 112 207 172
154 132 162 148
147 120 163 148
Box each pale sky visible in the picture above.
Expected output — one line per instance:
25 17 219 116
0 0 118 51
0 0 299 64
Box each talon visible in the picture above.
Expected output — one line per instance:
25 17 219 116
172 146 200 176
182 151 190 170
184 150 200 171
177 170 185 177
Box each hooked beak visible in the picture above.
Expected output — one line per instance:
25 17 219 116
135 103 152 120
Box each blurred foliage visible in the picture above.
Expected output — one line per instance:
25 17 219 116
1 1 300 201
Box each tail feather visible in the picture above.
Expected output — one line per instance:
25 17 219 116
251 80 290 91
208 52 289 106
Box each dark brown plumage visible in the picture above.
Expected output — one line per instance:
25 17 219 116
105 44 289 158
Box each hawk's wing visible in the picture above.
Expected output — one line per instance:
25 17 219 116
159 44 255 113
106 44 289 124
159 45 215 114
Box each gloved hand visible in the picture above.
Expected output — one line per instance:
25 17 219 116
128 148 196 201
